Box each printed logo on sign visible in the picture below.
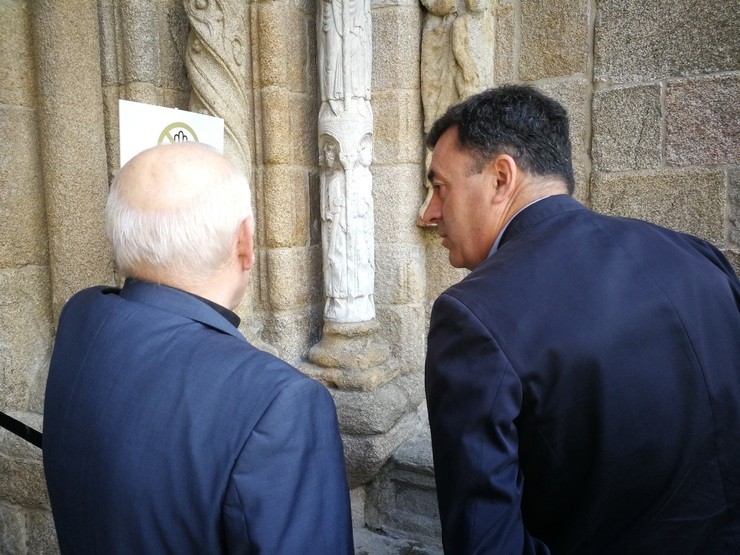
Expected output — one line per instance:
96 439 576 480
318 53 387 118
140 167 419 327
158 122 199 145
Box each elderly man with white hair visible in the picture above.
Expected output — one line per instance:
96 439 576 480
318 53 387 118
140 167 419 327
43 143 354 554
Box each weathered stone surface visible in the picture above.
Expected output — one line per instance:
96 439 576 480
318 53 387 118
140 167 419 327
32 0 115 317
373 164 427 245
520 0 591 80
306 323 396 389
591 169 726 245
329 372 420 434
593 84 662 172
375 304 426 366
0 456 48 511
366 408 442 548
0 502 27 555
494 1 517 85
98 0 189 89
594 0 739 84
373 6 422 91
264 247 320 310
0 1 35 107
0 106 47 268
262 305 322 365
185 0 254 182
257 4 312 91
354 526 443 555
373 90 424 166
25 509 58 555
261 91 318 166
537 79 592 202
343 409 419 487
351 486 366 528
723 250 740 275
262 165 310 248
372 0 421 7
419 0 494 132
449 4 495 98
666 75 740 168
0 267 52 411
729 167 740 247
375 245 425 305
0 413 43 461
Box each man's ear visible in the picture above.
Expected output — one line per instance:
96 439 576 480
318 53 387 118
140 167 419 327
236 217 255 271
486 154 520 203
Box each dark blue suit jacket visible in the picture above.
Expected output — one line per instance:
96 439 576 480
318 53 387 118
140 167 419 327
43 280 353 554
426 195 740 554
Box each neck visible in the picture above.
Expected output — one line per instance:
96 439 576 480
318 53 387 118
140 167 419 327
131 265 243 310
497 177 567 236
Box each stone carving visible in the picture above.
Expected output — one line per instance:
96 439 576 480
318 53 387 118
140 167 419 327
417 0 495 225
318 0 372 116
184 0 279 354
317 0 375 323
184 0 252 178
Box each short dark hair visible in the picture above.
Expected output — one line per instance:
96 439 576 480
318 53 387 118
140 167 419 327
426 85 576 194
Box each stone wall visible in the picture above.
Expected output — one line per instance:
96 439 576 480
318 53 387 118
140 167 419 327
590 0 739 268
1 2 56 551
0 0 737 552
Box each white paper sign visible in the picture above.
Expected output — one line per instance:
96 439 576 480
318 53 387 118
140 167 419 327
119 100 225 167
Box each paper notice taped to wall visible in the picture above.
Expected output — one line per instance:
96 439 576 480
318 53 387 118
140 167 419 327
119 99 225 167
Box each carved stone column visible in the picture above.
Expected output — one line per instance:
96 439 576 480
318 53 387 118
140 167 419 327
303 0 416 489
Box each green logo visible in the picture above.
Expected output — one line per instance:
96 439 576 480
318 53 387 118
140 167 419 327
158 122 199 144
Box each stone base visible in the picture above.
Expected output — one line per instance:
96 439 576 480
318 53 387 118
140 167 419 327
330 371 424 435
305 319 398 391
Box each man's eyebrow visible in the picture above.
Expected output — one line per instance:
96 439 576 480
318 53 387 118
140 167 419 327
427 169 435 184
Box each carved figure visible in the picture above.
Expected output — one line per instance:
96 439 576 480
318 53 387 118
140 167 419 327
346 135 374 303
317 0 375 323
319 0 372 116
417 0 495 225
321 138 348 301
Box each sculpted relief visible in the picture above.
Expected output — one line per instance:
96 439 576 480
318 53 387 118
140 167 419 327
417 0 495 224
318 0 375 323
184 0 252 178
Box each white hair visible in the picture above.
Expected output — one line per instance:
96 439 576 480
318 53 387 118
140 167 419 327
105 150 253 282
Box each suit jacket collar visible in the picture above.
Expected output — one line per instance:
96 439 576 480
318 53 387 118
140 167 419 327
498 194 585 249
118 279 247 343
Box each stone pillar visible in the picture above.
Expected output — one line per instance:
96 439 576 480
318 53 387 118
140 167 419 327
302 0 421 491
31 0 114 318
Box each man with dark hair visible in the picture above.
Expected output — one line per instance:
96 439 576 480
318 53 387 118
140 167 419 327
421 85 740 554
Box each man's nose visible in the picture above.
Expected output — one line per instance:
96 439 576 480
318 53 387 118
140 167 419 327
421 189 441 225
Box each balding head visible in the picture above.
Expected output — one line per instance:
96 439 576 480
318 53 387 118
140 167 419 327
106 143 253 287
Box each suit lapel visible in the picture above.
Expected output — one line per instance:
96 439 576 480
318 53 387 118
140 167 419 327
119 280 247 342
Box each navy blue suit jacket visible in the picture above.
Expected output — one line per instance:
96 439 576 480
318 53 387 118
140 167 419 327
426 195 740 554
43 280 353 554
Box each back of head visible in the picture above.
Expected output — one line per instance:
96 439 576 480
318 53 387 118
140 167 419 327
427 85 576 194
105 143 253 284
